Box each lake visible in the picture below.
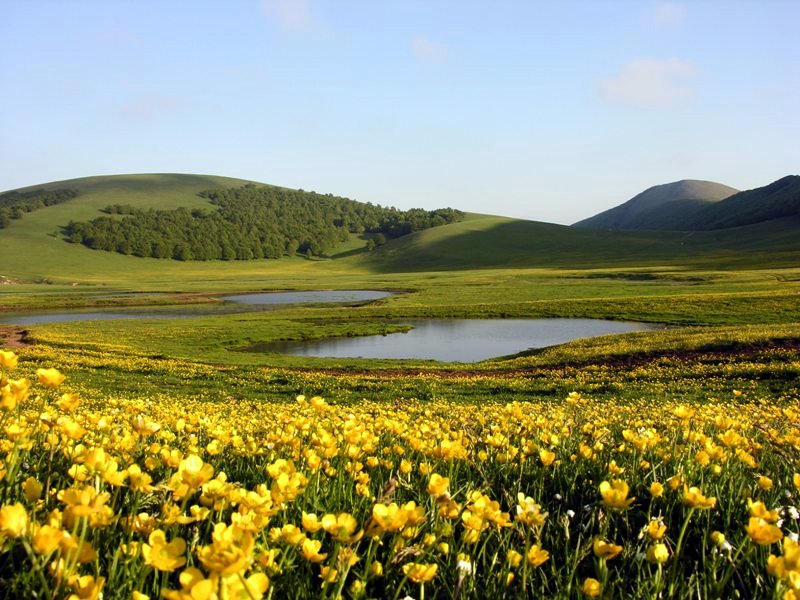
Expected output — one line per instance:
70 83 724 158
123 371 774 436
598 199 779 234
220 290 394 304
252 318 660 362
0 290 394 325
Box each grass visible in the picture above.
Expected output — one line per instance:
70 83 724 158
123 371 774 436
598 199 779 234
1 334 799 598
1 174 799 287
1 174 800 597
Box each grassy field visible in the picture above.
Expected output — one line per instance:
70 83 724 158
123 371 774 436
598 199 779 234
1 174 799 598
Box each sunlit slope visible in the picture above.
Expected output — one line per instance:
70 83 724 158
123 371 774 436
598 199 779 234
574 179 738 230
0 173 255 282
2 174 799 284
361 213 800 271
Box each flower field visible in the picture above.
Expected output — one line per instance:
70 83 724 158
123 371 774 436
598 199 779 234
1 347 800 599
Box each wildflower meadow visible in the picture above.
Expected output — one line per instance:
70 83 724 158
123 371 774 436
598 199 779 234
1 345 799 599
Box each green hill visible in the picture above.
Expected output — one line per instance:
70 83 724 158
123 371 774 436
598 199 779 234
573 180 738 230
575 176 800 232
1 173 799 286
678 175 800 230
362 212 800 271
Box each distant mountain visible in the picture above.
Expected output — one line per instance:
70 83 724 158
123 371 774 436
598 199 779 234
574 180 738 230
681 175 800 230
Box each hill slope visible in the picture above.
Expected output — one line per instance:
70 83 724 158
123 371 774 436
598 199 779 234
361 212 800 272
574 180 738 230
676 175 800 230
1 173 799 286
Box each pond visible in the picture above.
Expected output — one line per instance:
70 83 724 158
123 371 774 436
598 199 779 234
0 290 394 325
0 312 190 325
252 318 661 362
220 290 393 304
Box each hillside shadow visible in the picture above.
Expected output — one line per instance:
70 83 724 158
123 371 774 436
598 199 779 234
359 218 800 273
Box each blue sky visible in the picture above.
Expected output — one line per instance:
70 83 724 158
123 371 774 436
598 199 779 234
1 0 797 224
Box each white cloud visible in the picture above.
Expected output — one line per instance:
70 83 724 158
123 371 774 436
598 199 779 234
648 2 686 27
261 0 312 31
411 36 446 63
601 58 698 108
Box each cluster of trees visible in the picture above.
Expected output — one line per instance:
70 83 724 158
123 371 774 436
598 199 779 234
0 188 79 229
64 184 463 261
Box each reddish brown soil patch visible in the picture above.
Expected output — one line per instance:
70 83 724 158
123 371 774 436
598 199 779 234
0 326 31 349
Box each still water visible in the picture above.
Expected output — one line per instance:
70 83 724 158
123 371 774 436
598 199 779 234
220 290 393 304
0 290 393 325
257 318 659 362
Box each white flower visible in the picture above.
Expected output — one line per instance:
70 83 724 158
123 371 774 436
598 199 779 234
566 509 576 519
457 559 473 575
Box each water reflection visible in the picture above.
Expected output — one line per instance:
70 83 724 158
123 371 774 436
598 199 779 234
256 318 659 362
221 290 393 304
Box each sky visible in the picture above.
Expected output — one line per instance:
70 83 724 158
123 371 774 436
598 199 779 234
1 0 798 225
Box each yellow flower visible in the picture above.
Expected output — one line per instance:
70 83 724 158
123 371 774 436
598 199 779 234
32 524 64 554
539 448 556 467
321 512 362 543
767 537 800 580
709 531 727 549
427 473 450 498
646 543 669 563
221 572 270 600
162 567 217 600
37 367 66 388
599 480 635 510
757 475 773 491
0 502 29 538
593 537 623 560
507 549 523 567
178 454 214 488
649 482 664 498
142 529 187 572
319 566 338 586
526 544 550 567
747 499 780 523
56 392 81 412
646 520 667 541
582 578 602 597
1 378 30 411
402 562 438 583
0 350 18 370
198 523 255 574
22 476 43 502
301 512 323 533
301 538 328 563
68 574 105 600
745 517 783 545
516 493 548 528
371 502 408 533
683 485 716 509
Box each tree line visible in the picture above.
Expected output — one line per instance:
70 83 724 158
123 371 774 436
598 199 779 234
0 188 79 229
63 184 463 260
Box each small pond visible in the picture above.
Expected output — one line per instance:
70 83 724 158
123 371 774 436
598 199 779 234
254 318 661 362
0 312 188 325
0 290 393 325
220 290 393 304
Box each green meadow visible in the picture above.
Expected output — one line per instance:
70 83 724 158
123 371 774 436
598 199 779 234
1 174 799 372
1 174 800 598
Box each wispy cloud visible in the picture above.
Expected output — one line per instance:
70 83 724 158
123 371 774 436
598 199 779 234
119 95 183 122
261 0 313 31
601 58 698 108
647 2 686 27
411 36 446 63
